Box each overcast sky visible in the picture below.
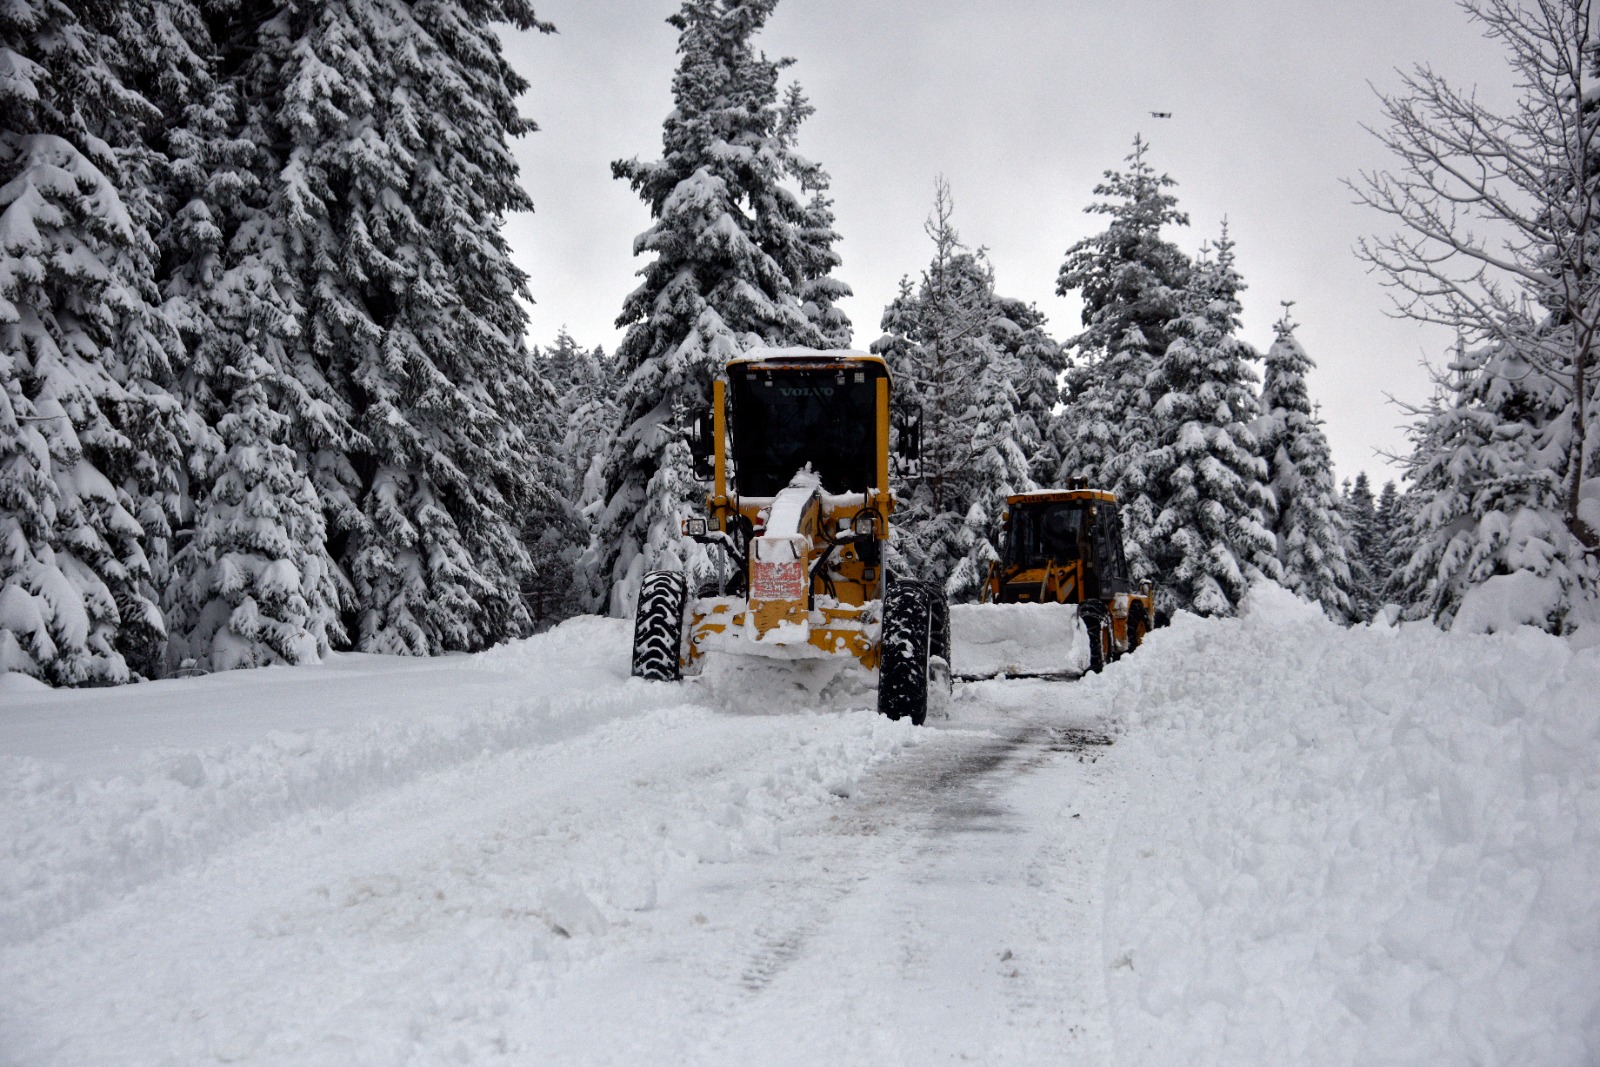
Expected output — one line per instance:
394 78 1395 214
497 0 1511 485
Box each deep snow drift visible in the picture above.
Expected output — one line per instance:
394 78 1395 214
1 587 1596 1065
1098 586 1600 1065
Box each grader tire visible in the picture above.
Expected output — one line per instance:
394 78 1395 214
631 571 687 681
879 580 931 725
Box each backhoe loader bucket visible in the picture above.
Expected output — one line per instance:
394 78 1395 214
950 602 1089 681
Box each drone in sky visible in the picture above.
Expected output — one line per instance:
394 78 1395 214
1151 111 1173 118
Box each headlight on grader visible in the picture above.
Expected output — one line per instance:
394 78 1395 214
682 517 708 538
851 511 879 538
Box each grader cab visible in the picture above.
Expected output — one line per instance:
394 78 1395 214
629 348 949 725
985 484 1156 673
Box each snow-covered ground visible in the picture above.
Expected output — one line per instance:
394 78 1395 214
2 588 1596 1065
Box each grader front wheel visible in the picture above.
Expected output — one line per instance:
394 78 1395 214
879 581 932 725
631 571 687 681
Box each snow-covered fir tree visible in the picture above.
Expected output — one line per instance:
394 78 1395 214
1054 136 1191 577
874 179 1041 600
167 359 343 668
550 334 621 608
1374 478 1413 609
1056 139 1196 588
594 0 851 615
151 0 350 672
1255 306 1354 621
0 0 183 683
542 327 617 511
523 328 614 627
1341 472 1380 621
777 83 852 349
1373 478 1401 576
1341 472 1404 620
995 294 1066 486
1391 335 1595 630
1140 227 1278 616
951 345 1037 600
260 0 558 654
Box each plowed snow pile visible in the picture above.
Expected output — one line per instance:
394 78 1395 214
1098 585 1600 1065
0 585 1595 1065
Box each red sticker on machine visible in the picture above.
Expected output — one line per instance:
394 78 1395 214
752 560 807 601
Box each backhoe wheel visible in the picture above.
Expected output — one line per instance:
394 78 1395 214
631 571 687 681
879 580 931 725
1127 607 1148 654
929 589 951 668
1082 602 1112 674
927 586 953 717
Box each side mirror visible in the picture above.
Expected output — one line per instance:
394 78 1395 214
688 410 714 481
890 403 922 478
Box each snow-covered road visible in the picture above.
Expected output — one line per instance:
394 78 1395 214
515 694 1126 1066
2 622 1131 1065
3 588 1597 1065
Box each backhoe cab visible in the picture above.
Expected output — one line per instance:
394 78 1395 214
629 348 949 725
986 483 1156 672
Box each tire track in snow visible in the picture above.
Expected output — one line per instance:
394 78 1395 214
722 719 1066 1002
653 695 1125 1066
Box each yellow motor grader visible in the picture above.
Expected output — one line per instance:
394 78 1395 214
628 348 949 725
982 483 1156 673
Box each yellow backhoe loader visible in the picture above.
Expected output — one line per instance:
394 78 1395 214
976 482 1156 675
629 348 950 725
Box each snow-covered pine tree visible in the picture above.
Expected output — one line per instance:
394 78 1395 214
148 0 352 672
1341 472 1380 621
594 0 852 615
1054 135 1191 547
101 0 215 623
1255 306 1355 620
1141 227 1278 616
1376 478 1417 612
262 0 557 654
874 179 1037 599
952 341 1036 600
0 0 182 683
521 328 612 628
1391 335 1594 630
167 357 343 669
542 327 617 507
777 83 852 349
994 295 1065 486
1372 477 1402 592
555 332 621 619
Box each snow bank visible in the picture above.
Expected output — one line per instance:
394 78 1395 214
0 614 926 958
1099 583 1600 1065
0 617 674 945
1452 570 1563 634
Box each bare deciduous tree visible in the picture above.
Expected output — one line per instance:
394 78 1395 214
1355 0 1599 551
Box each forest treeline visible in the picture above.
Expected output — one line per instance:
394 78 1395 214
3 0 1595 686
